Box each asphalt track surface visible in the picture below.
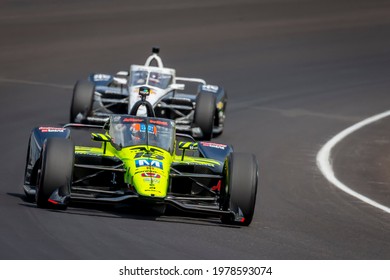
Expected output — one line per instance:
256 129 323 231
0 0 390 259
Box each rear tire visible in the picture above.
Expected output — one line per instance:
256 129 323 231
70 80 94 123
221 153 258 226
194 92 216 140
23 137 38 202
36 138 74 209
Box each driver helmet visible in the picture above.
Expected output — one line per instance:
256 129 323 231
149 72 160 86
130 123 158 142
134 71 147 85
130 123 143 142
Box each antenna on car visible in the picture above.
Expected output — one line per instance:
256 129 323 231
152 46 160 54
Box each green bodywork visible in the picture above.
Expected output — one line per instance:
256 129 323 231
75 134 221 199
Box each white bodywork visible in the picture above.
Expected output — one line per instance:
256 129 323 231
128 53 206 116
82 49 224 138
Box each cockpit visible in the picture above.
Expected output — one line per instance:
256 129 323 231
130 70 173 89
108 115 175 153
129 64 175 90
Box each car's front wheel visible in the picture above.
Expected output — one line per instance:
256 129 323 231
221 152 258 226
36 138 74 209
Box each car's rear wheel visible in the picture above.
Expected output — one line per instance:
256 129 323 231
221 153 258 226
23 138 35 202
194 92 216 140
70 80 94 123
23 136 36 202
36 138 74 209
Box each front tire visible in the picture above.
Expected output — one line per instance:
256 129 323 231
70 80 95 123
221 153 258 226
194 92 216 140
36 138 74 209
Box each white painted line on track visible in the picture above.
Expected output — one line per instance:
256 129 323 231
316 110 390 214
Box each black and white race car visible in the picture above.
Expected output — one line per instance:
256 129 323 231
70 47 227 140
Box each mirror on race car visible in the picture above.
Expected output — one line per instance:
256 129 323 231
113 77 127 86
91 133 111 142
178 141 198 160
170 83 185 91
91 133 111 154
116 71 129 76
178 141 198 150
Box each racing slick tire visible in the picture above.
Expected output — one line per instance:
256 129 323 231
194 92 216 140
23 138 35 202
221 153 258 226
36 138 74 209
70 80 94 123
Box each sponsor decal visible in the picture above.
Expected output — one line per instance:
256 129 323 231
136 159 163 169
149 119 168 126
179 161 216 167
200 142 227 150
143 178 160 183
131 123 157 134
93 74 111 81
144 124 156 134
123 117 143 123
141 172 161 178
144 188 161 193
202 84 219 93
135 152 164 160
39 127 65 133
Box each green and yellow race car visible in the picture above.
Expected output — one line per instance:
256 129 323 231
23 111 258 226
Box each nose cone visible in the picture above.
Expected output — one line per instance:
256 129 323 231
133 172 168 198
